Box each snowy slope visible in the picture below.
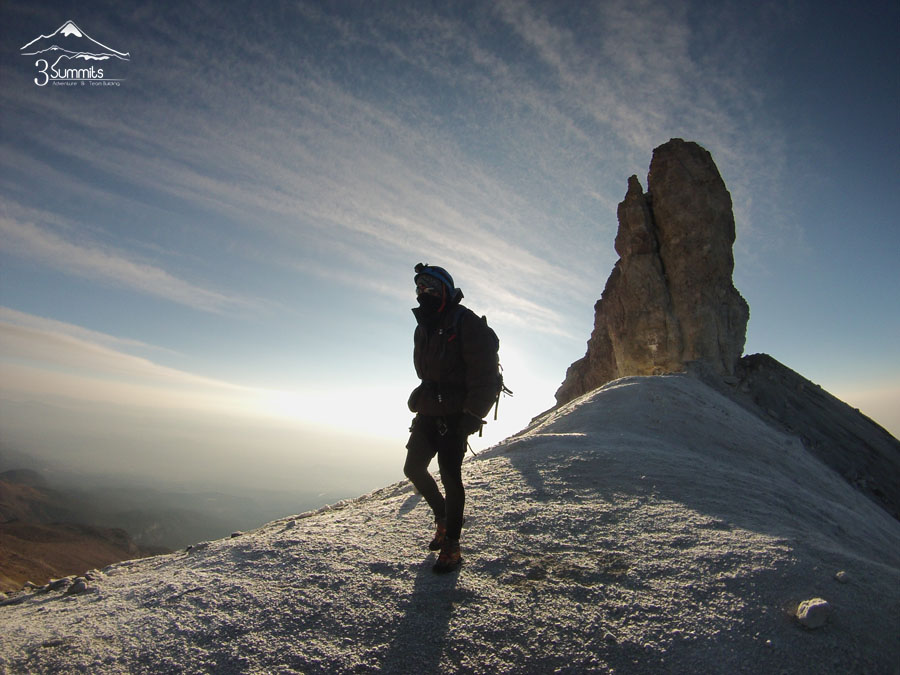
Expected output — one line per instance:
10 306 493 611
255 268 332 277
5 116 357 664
1 375 898 674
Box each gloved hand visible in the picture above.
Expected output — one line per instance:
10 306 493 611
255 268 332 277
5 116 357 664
407 384 423 413
458 412 484 437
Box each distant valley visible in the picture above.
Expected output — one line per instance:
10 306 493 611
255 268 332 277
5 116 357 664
0 460 340 592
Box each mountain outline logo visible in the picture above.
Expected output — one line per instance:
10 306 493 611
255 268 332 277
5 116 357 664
21 20 130 87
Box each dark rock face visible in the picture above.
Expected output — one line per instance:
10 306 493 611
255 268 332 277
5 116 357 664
556 139 749 405
688 354 900 521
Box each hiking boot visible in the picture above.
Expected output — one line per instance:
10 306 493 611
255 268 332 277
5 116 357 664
433 538 461 574
428 518 447 551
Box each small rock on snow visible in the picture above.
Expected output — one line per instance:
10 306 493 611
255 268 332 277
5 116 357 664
796 598 831 629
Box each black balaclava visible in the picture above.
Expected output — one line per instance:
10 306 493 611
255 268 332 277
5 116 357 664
416 285 445 315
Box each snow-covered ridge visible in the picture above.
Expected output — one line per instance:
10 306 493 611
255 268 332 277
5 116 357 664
1 374 898 673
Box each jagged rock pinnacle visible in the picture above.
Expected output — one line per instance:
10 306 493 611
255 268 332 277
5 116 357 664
556 139 749 405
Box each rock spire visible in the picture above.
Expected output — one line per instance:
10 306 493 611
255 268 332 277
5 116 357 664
556 139 749 405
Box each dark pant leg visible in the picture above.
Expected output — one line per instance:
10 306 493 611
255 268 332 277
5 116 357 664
437 436 467 541
404 419 445 521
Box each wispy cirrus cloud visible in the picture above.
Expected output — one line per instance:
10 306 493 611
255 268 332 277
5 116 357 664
0 306 171 355
491 0 793 244
0 0 791 337
2 68 589 333
0 309 281 422
0 309 252 416
0 208 262 315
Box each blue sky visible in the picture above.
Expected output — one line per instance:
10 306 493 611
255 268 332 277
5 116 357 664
1 0 897 497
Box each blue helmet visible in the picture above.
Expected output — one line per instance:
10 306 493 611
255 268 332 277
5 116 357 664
414 263 463 302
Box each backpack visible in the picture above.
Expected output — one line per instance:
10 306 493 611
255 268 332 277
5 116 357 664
447 306 513 428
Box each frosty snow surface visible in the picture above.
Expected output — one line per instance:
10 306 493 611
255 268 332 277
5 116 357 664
2 374 898 674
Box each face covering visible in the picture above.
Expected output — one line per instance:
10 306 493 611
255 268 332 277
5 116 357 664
417 292 443 314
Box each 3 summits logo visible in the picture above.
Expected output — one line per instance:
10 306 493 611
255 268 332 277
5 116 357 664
20 20 130 87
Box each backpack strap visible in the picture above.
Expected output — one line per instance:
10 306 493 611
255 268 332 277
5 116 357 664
438 305 466 359
448 305 466 338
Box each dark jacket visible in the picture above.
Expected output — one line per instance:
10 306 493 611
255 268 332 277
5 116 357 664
409 298 499 419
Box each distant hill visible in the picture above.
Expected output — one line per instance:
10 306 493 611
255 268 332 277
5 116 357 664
0 469 47 487
0 521 165 593
0 471 72 523
0 464 327 592
0 472 166 592
1 375 897 673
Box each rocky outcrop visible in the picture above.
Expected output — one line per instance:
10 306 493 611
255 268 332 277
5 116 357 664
556 139 749 405
552 138 900 522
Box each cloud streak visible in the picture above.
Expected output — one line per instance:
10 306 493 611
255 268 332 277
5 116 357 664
0 307 170 355
1 1 791 338
0 310 246 395
0 208 261 315
0 310 294 428
0 308 415 440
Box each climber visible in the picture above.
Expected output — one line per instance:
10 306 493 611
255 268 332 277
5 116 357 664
404 263 500 573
